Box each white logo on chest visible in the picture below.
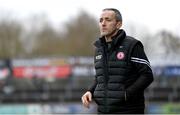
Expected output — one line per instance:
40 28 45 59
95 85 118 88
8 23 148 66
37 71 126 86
96 55 102 60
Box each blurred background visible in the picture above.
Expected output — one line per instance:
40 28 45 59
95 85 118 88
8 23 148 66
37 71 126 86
0 0 180 114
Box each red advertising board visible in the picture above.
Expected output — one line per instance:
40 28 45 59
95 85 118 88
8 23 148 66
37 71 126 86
13 65 71 78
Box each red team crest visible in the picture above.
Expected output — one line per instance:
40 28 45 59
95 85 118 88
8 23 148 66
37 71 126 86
117 52 125 60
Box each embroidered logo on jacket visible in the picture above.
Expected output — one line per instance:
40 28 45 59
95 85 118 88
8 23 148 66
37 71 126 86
119 46 123 48
117 52 125 60
96 55 102 60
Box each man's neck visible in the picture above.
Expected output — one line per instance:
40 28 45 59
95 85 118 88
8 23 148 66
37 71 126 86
105 36 112 42
105 29 119 42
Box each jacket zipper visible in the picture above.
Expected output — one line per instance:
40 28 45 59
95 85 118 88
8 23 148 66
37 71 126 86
125 91 127 101
103 46 109 113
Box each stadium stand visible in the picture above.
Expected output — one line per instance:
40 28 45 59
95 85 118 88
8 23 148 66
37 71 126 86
0 57 180 104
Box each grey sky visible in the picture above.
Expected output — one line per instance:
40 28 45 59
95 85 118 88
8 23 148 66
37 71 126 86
0 0 180 35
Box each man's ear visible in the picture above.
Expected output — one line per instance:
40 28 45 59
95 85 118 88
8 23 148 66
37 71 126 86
116 21 122 29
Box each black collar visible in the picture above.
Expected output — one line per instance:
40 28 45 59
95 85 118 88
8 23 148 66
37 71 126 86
94 29 126 48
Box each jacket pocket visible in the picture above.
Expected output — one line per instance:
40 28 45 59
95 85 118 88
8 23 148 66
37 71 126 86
106 90 126 105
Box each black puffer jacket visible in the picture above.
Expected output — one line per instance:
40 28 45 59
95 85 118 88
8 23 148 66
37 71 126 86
91 29 153 114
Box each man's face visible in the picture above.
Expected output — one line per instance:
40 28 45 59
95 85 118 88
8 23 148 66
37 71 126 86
99 10 121 37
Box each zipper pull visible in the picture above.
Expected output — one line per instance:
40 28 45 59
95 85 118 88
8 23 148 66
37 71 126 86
125 91 127 101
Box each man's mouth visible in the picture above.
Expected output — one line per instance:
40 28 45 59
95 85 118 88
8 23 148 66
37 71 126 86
102 28 107 31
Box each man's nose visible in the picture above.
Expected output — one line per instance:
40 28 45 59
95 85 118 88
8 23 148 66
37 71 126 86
101 20 106 26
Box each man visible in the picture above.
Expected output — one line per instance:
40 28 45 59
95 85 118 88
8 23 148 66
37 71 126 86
81 8 153 114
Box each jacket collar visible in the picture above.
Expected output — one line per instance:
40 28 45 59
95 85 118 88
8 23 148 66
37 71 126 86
94 29 126 48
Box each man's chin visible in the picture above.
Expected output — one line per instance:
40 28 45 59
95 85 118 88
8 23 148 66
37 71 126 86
100 33 108 37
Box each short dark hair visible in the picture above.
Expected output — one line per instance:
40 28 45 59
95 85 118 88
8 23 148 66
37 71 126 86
103 8 122 22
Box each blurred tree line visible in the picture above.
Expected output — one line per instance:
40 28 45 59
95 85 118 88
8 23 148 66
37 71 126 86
0 10 99 59
0 10 180 59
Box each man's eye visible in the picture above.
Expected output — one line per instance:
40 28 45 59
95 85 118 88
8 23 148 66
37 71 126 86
99 18 103 22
